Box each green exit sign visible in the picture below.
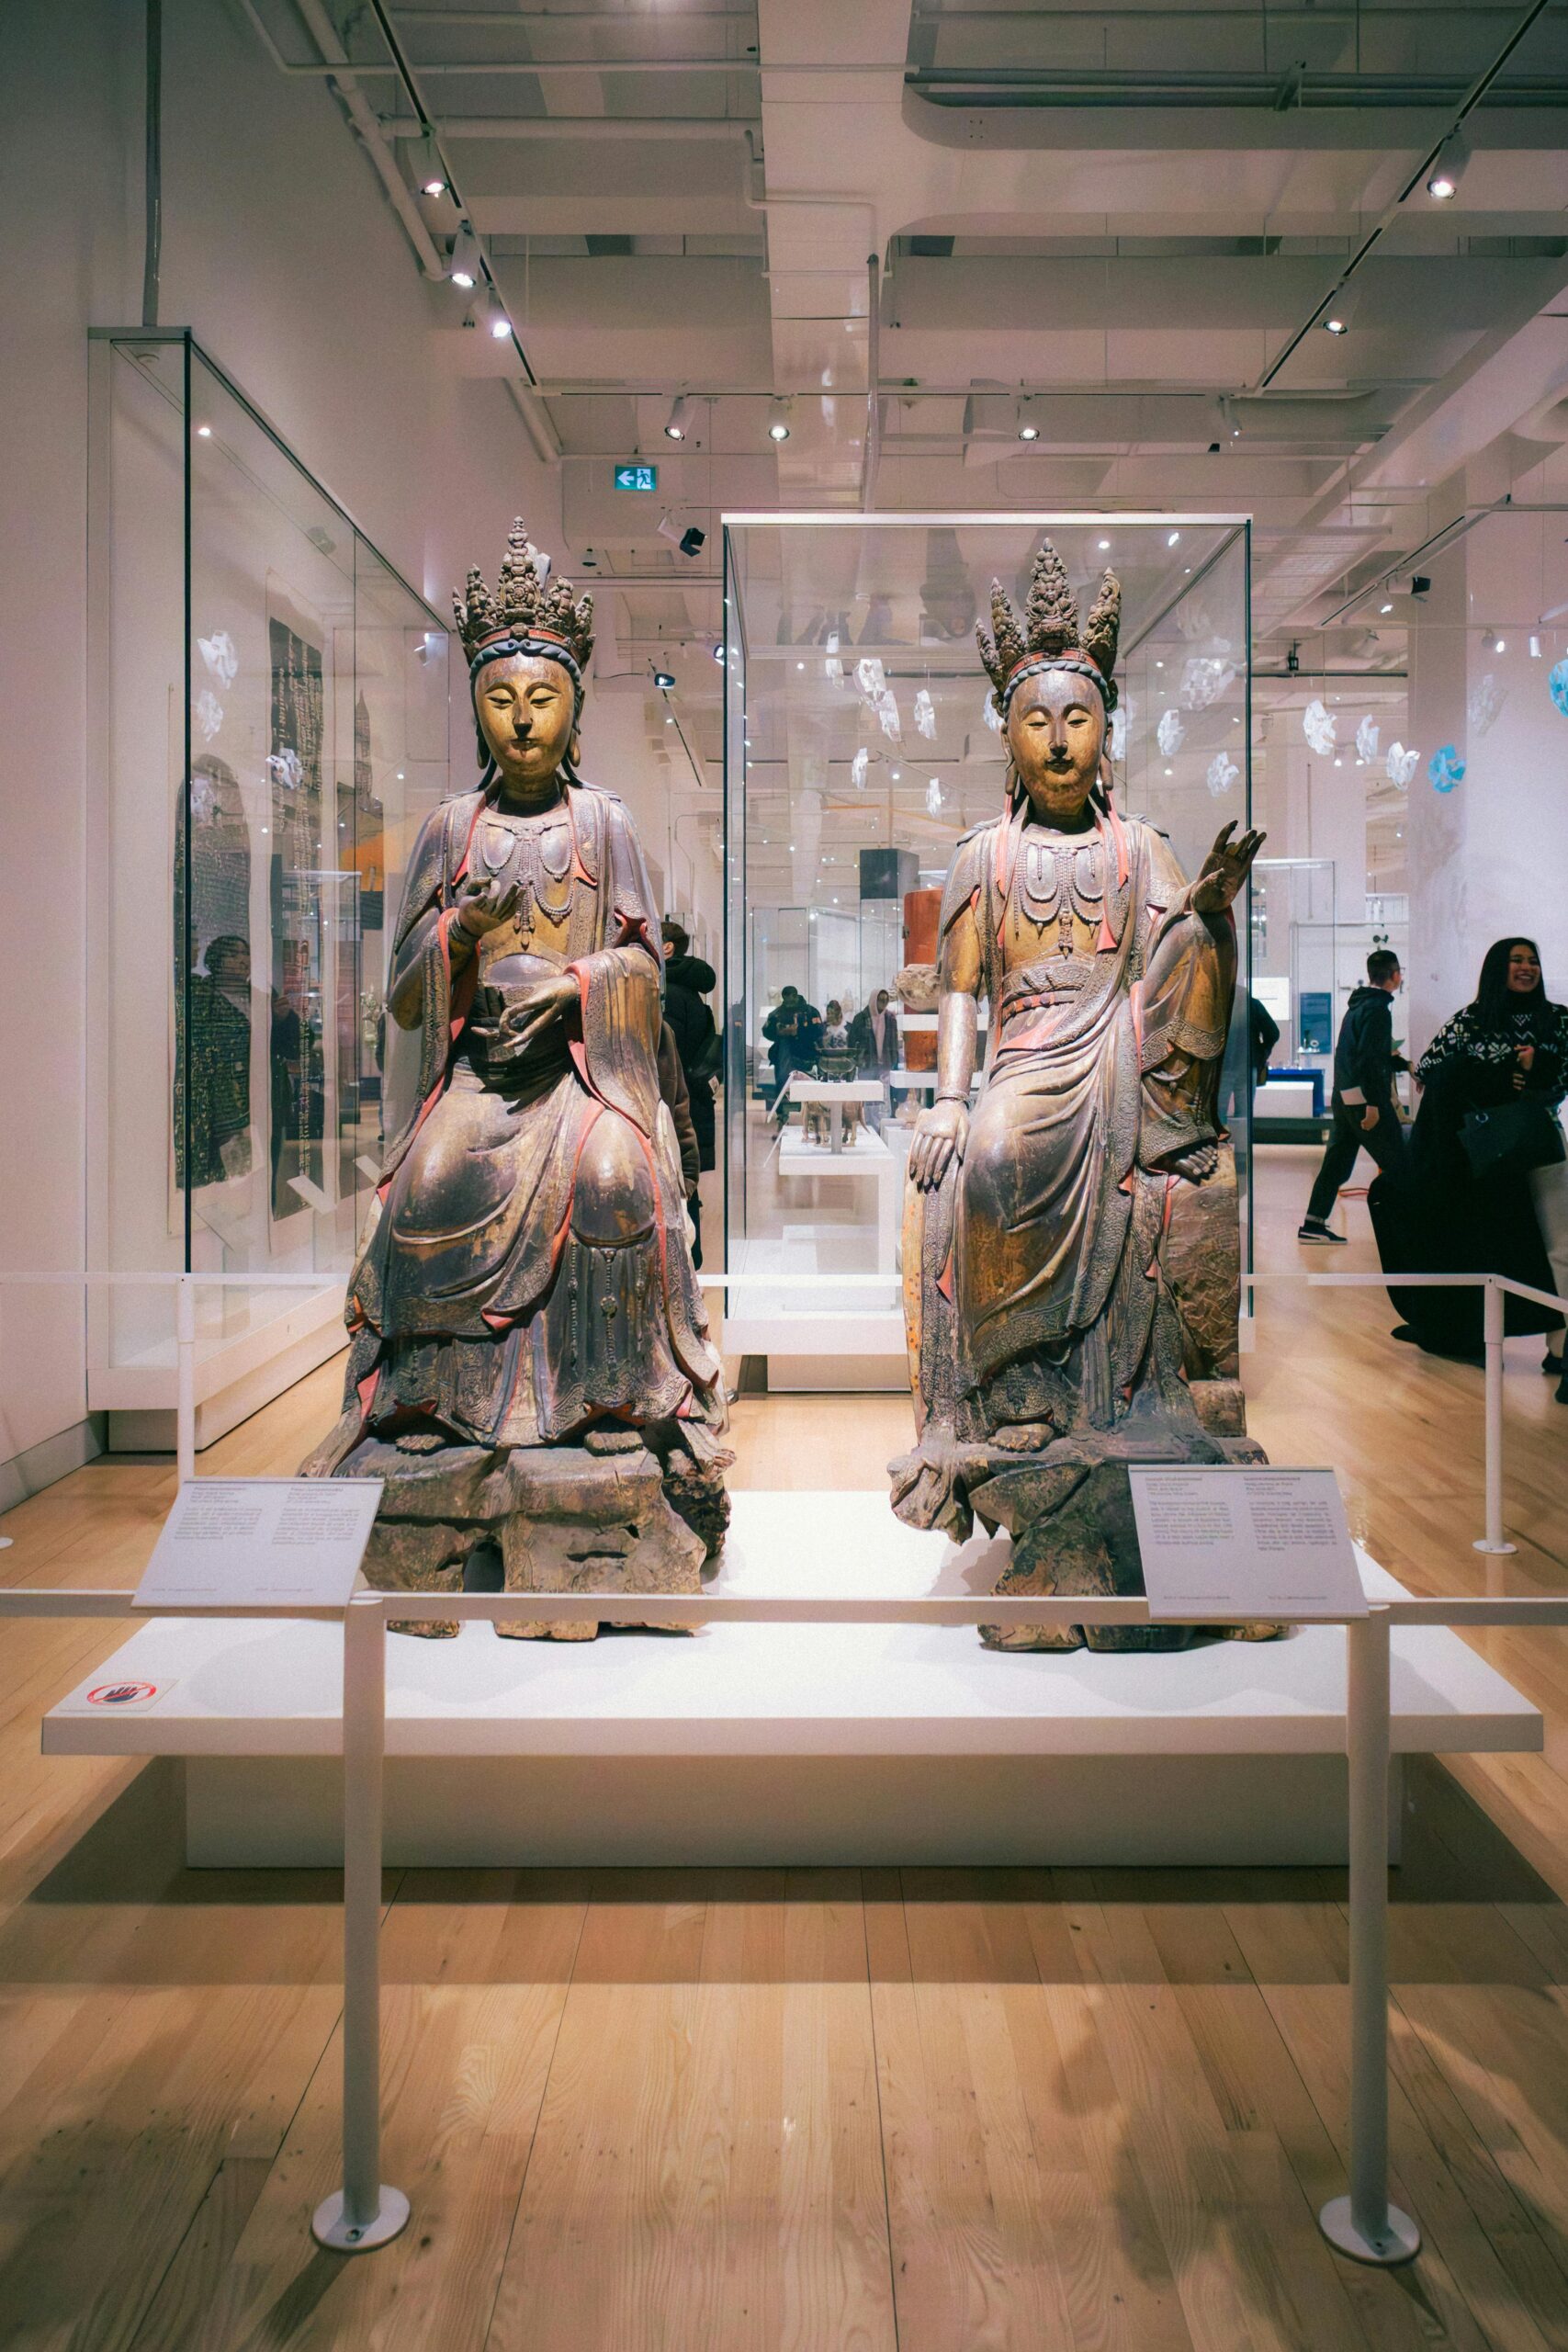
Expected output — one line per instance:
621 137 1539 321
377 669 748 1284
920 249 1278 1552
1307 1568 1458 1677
613 463 658 492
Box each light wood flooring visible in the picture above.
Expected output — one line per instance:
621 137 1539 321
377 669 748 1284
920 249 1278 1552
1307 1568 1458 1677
1 1147 1566 2351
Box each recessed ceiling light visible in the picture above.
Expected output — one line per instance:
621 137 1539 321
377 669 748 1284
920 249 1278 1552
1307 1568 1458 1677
1167 530 1180 547
1380 602 1393 615
196 424 211 437
1098 538 1111 551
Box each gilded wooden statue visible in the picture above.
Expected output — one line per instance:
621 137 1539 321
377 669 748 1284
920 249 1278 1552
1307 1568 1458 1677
304 523 731 1634
891 540 1271 1651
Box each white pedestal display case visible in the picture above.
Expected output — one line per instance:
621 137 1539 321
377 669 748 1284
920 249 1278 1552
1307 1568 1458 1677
46 1492 1538 1868
720 512 1256 1385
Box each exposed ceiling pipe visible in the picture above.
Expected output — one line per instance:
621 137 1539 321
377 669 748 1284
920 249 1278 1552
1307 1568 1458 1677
384 117 756 141
505 379 562 468
141 0 161 329
238 0 446 280
1257 0 1556 391
861 254 881 513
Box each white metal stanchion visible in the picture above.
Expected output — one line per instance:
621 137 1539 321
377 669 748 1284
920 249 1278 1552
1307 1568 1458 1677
1319 1609 1420 2266
312 1590 409 2253
175 1274 197 1489
1474 1278 1517 1555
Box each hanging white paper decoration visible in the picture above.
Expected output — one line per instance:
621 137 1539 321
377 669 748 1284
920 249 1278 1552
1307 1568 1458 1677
1179 655 1235 713
914 688 937 740
1466 672 1506 736
1109 706 1128 763
926 776 943 815
850 746 868 789
195 690 224 743
1205 752 1239 797
197 630 238 689
854 656 886 703
1156 708 1185 756
1303 698 1337 754
981 695 1003 735
1354 716 1380 764
1384 741 1417 788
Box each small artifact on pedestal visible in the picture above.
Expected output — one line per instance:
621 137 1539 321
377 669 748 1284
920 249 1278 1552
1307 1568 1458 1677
890 540 1275 1651
302 522 732 1635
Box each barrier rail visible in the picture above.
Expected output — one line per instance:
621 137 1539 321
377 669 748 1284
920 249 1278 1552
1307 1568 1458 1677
6 1577 1568 2267
5 1264 1567 2266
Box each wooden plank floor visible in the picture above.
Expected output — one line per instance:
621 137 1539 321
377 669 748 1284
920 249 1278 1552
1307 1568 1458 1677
1 1147 1566 2350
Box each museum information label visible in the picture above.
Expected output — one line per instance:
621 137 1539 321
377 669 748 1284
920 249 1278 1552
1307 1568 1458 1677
134 1478 383 1611
1128 1466 1368 1622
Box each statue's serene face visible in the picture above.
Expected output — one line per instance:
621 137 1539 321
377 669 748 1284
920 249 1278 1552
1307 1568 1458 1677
1006 668 1106 827
475 651 577 796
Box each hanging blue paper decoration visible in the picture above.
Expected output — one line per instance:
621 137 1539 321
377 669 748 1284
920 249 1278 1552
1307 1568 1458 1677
1550 657 1568 716
1428 743 1465 793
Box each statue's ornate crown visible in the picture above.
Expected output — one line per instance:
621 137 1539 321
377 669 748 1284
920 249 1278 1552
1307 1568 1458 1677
453 519 595 677
976 537 1121 714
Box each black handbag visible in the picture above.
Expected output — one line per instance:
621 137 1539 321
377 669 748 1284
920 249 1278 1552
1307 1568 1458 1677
1460 1095 1566 1182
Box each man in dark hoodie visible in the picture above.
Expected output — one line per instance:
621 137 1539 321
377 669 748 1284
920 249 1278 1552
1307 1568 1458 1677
1298 948 1410 1243
662 915 720 1168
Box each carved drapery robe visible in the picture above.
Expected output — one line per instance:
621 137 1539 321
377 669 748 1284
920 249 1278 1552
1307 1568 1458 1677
904 799 1236 1479
317 779 726 1465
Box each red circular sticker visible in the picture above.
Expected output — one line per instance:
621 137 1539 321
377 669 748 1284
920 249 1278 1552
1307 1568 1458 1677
86 1681 159 1706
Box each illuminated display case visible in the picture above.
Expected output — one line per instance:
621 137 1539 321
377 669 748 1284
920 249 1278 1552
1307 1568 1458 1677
720 512 1253 1381
86 331 450 1442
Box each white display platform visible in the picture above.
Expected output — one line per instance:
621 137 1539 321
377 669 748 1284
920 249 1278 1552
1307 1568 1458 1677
46 1493 1538 1868
1255 1081 1322 1124
776 1129 899 1272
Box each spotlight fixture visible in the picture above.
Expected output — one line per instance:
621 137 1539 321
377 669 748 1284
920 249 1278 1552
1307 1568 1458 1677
1409 574 1431 600
481 288 511 341
664 395 691 442
653 670 676 691
412 131 447 199
766 398 792 443
1016 399 1039 442
1380 602 1393 615
1219 394 1241 441
1490 632 1506 653
1529 633 1542 660
657 511 706 559
447 224 479 288
711 641 726 665
1426 126 1470 202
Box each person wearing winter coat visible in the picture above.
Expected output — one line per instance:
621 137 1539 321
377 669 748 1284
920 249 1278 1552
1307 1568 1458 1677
660 920 720 1172
1298 949 1409 1243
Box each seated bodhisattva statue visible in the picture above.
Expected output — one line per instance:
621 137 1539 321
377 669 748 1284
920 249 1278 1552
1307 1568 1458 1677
303 523 731 1634
891 540 1273 1651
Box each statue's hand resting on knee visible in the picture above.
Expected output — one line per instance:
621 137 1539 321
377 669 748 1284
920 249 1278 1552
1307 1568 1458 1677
908 1096 969 1192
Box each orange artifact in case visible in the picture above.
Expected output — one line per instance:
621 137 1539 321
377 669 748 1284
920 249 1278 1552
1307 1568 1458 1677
902 887 941 965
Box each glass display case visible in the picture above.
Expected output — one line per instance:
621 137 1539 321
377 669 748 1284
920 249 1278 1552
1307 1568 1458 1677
86 332 450 1440
721 513 1253 1380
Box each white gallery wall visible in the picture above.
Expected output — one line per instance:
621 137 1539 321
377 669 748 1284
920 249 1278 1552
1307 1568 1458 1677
0 0 559 1495
1407 492 1568 1060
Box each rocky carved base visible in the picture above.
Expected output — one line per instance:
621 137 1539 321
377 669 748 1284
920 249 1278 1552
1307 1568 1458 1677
319 1426 727 1638
892 1397 1282 1653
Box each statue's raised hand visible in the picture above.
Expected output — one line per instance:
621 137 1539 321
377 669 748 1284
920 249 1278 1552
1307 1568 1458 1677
454 871 521 940
908 1096 968 1193
1191 820 1265 916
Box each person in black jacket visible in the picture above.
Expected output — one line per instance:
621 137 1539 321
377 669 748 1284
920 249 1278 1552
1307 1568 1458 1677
661 920 720 1173
1298 949 1409 1242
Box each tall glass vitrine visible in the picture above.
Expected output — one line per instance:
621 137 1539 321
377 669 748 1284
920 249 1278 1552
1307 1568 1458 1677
721 513 1253 1378
86 332 450 1439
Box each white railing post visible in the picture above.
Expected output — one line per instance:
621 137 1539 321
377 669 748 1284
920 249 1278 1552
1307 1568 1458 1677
1320 1609 1420 2266
312 1590 408 2253
175 1273 197 1488
1474 1277 1517 1555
